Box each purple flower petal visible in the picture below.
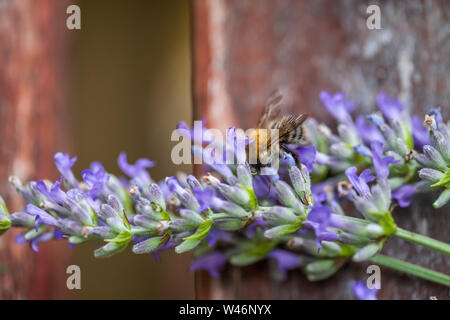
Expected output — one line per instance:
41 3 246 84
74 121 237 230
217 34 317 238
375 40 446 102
118 152 155 185
82 162 110 199
355 115 384 145
54 152 78 186
392 185 416 207
36 177 67 204
26 204 58 230
296 146 317 172
319 91 355 123
411 115 431 149
190 251 227 278
267 249 299 278
345 167 375 196
352 280 378 300
377 92 404 122
371 141 399 180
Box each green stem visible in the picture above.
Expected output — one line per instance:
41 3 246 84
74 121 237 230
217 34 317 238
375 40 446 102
395 227 450 256
370 254 450 287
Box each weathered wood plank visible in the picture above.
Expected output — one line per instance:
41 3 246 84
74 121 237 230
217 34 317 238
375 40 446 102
0 0 72 299
192 0 450 299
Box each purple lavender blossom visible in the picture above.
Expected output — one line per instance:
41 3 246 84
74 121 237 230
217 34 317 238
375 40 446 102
355 115 384 144
54 152 78 186
118 152 155 185
246 217 266 238
15 231 54 252
82 162 110 199
371 141 399 180
296 145 317 172
177 120 214 144
345 167 375 196
190 251 227 278
392 185 416 208
193 188 215 213
26 204 58 230
305 205 341 248
352 280 378 300
36 178 67 204
376 92 404 122
319 91 355 123
267 249 300 278
411 115 431 149
205 229 233 247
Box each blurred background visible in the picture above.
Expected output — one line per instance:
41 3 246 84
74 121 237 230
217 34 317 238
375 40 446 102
70 0 194 299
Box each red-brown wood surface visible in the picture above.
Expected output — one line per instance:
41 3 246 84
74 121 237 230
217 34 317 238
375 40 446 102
0 0 72 299
191 0 450 299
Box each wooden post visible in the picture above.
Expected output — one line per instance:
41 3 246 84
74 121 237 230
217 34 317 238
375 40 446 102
0 0 72 299
191 0 450 299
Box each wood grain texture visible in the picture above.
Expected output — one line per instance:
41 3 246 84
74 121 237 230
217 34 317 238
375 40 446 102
191 0 450 299
0 0 72 299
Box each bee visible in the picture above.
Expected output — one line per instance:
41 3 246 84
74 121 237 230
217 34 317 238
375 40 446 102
246 90 308 175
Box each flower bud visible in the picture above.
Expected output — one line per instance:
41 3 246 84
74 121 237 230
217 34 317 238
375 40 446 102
337 124 359 146
166 177 200 212
144 183 166 210
418 168 444 184
288 164 313 206
263 206 298 225
330 142 353 159
133 214 160 230
273 180 306 215
423 145 447 171
211 199 248 218
186 175 202 191
352 242 381 262
213 183 250 207
94 241 128 258
237 163 253 190
87 226 116 239
394 137 409 157
179 209 204 226
430 130 450 163
10 211 35 228
433 189 450 209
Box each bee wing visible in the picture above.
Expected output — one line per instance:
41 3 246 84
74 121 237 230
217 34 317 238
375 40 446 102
267 114 308 148
256 90 283 128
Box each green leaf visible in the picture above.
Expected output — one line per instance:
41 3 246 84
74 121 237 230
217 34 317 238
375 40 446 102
0 197 10 217
240 185 258 210
403 123 414 150
132 234 169 254
94 241 129 258
264 216 305 238
68 235 90 244
431 169 450 189
183 219 213 241
0 218 11 235
229 240 276 266
175 239 202 253
105 230 133 245
214 219 246 231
